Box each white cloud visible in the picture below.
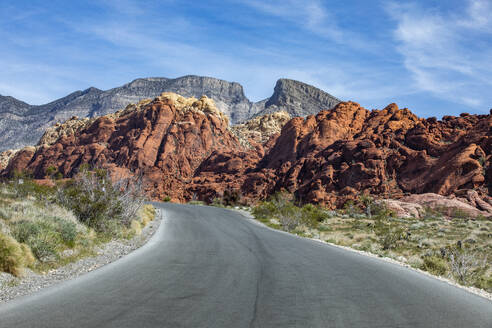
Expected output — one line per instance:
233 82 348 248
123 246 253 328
461 0 492 30
387 0 492 109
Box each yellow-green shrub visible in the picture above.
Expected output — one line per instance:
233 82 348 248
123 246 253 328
0 232 35 276
131 220 142 235
139 205 156 227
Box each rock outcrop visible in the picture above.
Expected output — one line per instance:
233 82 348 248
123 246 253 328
2 93 241 201
255 79 341 118
3 97 491 216
0 76 341 152
231 110 291 148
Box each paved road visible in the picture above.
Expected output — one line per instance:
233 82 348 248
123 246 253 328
0 203 491 327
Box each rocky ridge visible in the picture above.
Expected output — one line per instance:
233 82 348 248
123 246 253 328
0 76 340 152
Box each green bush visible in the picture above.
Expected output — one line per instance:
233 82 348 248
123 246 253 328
28 232 60 259
252 193 328 231
374 219 406 250
252 201 279 222
422 255 448 276
57 219 78 247
301 204 328 228
11 218 78 260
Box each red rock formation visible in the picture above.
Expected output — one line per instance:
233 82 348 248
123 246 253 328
2 93 241 201
189 102 492 212
2 97 492 215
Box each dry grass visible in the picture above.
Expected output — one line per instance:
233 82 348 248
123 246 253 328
0 232 35 276
140 204 156 227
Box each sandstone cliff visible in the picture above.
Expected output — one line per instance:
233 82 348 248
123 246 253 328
2 93 240 201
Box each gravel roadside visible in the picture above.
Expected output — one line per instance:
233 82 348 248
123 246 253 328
0 209 163 304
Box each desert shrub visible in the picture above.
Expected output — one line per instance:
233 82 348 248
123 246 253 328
252 193 328 231
130 220 142 235
0 232 35 276
8 178 55 201
275 203 300 231
379 228 406 250
371 202 395 219
447 247 488 285
252 201 279 222
374 218 407 250
211 197 225 208
45 166 58 179
27 232 60 259
358 194 374 218
474 274 492 292
222 189 241 206
139 204 156 226
422 255 448 276
10 215 80 259
57 219 78 247
57 167 145 235
301 204 328 228
343 200 362 217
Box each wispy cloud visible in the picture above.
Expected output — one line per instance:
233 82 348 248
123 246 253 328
239 0 376 50
386 0 492 109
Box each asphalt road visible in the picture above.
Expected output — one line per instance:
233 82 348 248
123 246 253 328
0 203 491 327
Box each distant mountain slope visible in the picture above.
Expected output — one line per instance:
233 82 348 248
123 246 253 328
254 79 341 118
0 76 340 151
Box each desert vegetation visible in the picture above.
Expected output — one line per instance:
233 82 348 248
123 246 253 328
252 193 492 292
0 169 155 277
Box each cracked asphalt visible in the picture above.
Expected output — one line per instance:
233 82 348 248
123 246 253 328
0 203 491 327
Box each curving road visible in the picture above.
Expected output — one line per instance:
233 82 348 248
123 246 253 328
0 203 491 327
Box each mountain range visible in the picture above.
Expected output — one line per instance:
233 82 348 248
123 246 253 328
0 76 340 152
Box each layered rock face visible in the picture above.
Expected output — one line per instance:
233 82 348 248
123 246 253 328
0 76 341 152
2 93 239 201
189 102 492 212
3 97 491 215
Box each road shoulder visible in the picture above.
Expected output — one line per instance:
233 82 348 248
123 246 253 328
0 209 163 304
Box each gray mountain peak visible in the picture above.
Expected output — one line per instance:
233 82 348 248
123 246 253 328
0 76 341 152
258 78 341 118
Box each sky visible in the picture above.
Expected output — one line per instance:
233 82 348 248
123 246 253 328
0 0 491 118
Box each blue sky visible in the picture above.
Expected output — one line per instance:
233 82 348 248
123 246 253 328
0 0 491 118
